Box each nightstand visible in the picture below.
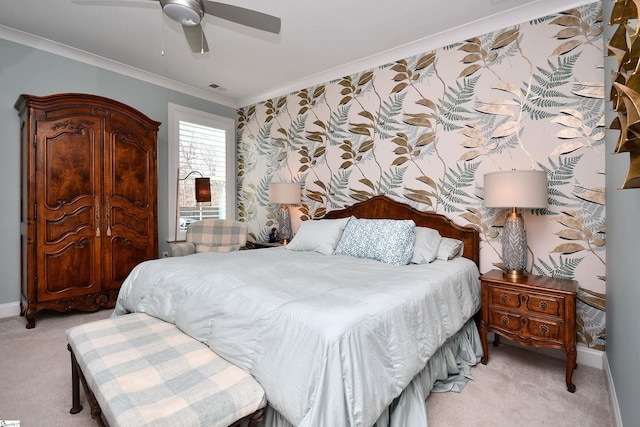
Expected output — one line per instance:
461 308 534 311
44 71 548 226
244 241 283 249
479 269 578 392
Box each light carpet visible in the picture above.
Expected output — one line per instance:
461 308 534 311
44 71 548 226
0 310 613 426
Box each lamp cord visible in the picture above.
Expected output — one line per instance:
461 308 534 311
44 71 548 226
174 169 205 243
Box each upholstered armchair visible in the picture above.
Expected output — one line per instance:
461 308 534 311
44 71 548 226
170 219 248 256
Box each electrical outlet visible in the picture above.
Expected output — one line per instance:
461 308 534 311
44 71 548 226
162 251 169 258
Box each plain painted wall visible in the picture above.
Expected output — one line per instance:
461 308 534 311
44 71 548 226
0 37 235 306
603 0 640 425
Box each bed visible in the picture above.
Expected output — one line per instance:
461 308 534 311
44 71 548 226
113 195 483 427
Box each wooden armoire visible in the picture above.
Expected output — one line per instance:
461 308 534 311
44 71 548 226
15 93 160 328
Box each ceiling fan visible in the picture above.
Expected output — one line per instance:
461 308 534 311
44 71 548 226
75 0 281 53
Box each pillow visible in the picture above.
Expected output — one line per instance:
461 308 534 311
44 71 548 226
333 218 416 265
285 217 351 255
411 227 442 264
436 237 464 260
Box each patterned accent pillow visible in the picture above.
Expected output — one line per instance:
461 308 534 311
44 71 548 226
333 218 416 265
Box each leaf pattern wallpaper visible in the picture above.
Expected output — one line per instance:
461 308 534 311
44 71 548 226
237 2 605 349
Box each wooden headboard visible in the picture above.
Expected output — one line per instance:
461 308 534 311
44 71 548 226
322 195 480 266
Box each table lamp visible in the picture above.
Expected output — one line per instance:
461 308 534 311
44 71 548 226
269 182 301 244
484 170 548 280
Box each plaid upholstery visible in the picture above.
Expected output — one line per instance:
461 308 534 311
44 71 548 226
67 313 266 427
195 244 241 253
170 220 248 256
170 241 196 257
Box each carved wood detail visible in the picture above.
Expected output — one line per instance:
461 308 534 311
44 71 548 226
15 93 160 328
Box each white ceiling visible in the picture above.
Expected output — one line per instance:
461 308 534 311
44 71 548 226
0 0 593 108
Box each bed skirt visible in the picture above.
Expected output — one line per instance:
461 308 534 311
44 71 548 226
260 317 483 427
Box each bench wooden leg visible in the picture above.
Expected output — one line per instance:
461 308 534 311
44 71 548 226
68 345 107 427
247 407 265 427
229 407 265 427
68 344 83 415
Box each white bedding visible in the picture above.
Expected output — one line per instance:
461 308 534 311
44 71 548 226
113 247 480 427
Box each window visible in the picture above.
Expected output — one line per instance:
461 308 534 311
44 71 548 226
168 103 235 241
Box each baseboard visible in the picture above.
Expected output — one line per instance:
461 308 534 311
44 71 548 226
487 332 604 370
604 352 623 427
576 345 605 370
0 301 21 318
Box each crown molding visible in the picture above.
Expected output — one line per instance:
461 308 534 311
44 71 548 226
0 24 237 109
237 0 596 107
1 0 596 110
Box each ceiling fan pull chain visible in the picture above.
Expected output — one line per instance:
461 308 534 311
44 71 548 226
201 25 204 55
161 8 166 56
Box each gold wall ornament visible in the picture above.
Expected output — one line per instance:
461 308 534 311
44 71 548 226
624 151 640 188
611 83 640 152
609 0 640 188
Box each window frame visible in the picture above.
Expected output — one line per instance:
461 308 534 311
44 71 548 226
167 103 236 241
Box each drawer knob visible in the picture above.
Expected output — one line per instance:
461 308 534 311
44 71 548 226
539 325 549 334
501 294 508 303
539 301 548 310
501 316 509 325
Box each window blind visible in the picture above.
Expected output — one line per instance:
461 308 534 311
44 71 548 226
178 120 226 229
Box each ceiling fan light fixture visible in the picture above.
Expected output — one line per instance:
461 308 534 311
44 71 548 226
161 0 204 26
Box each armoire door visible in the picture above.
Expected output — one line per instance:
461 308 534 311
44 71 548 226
102 110 158 292
34 112 103 303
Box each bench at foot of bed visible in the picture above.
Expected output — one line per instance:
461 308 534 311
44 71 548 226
66 313 266 427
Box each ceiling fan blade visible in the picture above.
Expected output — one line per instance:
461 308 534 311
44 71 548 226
183 24 210 53
72 0 158 8
203 1 281 34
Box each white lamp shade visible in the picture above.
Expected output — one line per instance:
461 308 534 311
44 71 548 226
484 170 548 209
269 182 301 204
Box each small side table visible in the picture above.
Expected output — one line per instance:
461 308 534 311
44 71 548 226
479 269 578 392
244 241 283 249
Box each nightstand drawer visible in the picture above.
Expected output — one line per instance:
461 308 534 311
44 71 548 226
489 308 564 343
488 285 564 317
488 286 522 309
525 293 563 317
527 316 563 341
488 309 523 334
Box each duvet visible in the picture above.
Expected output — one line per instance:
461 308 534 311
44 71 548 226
113 247 480 427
